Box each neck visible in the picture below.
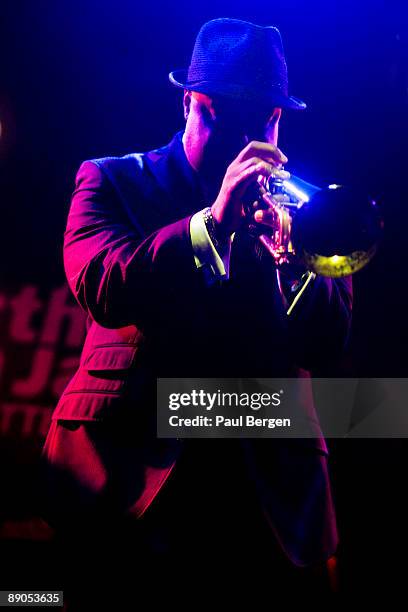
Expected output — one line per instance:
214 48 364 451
182 132 223 205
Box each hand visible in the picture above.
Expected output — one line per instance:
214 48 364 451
210 140 290 237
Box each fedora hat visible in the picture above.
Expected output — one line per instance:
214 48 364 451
169 18 306 110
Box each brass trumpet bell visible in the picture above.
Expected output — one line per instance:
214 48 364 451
248 178 384 278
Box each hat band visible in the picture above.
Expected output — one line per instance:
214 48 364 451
184 76 289 98
187 64 287 92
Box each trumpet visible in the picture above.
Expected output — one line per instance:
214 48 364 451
244 173 384 278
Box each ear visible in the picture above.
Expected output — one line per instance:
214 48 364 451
266 108 282 146
271 107 282 124
183 90 192 120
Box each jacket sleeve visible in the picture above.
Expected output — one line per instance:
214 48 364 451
286 274 353 373
63 160 201 329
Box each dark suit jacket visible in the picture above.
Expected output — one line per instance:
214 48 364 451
40 130 352 566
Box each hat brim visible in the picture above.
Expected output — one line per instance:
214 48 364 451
169 69 307 110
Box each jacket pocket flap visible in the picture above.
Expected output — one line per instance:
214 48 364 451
51 392 123 421
84 345 137 372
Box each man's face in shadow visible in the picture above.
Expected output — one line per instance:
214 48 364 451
182 90 282 183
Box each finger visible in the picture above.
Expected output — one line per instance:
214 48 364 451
237 156 266 176
240 141 287 164
238 140 288 165
243 161 290 182
239 157 291 182
253 208 276 225
249 161 290 183
253 191 290 223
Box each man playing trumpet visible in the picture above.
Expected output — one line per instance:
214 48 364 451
40 18 352 606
